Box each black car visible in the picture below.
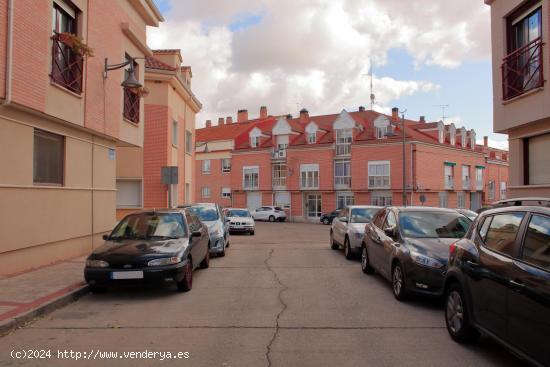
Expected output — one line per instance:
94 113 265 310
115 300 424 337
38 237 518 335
444 205 550 366
362 207 471 300
320 209 341 225
85 209 210 293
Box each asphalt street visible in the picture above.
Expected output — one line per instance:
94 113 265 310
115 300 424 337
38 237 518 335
0 222 526 367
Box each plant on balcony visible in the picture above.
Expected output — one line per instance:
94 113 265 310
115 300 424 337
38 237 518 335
57 32 94 57
128 86 150 98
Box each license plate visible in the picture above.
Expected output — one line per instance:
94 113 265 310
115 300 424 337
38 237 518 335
110 271 144 280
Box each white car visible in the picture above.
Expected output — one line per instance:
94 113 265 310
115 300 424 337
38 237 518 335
330 205 381 260
251 206 287 222
224 208 255 235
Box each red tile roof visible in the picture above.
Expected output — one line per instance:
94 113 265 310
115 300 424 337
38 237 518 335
145 56 177 71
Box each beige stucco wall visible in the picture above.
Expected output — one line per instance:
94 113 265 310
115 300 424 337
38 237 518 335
490 0 550 134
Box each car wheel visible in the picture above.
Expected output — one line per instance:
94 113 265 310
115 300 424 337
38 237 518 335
344 237 354 260
250 230 255 235
330 231 339 250
199 250 210 269
445 283 480 343
269 215 276 222
361 246 374 274
323 218 330 225
176 259 193 292
392 262 407 301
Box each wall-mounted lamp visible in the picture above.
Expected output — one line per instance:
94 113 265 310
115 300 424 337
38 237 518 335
104 57 142 88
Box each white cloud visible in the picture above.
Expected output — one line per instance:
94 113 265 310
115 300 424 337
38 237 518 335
147 0 490 127
478 138 509 151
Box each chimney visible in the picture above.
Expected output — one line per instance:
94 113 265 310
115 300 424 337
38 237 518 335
358 106 365 112
299 108 309 124
205 120 212 128
391 107 399 120
419 116 425 123
218 117 225 126
237 109 248 123
260 106 268 119
226 116 233 124
483 136 488 147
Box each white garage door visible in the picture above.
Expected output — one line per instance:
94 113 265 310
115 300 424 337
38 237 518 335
247 192 262 211
274 191 290 208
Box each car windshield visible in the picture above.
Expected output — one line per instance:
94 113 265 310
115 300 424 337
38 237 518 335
187 206 219 221
109 213 187 240
227 210 250 218
399 211 471 239
350 208 379 223
459 210 478 221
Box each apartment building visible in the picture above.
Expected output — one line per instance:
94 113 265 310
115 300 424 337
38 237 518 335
196 107 509 221
116 49 202 219
0 0 163 275
486 0 550 197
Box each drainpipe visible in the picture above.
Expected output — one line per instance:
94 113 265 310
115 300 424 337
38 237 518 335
3 0 14 105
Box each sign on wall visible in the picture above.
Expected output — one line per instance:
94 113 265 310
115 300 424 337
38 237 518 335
161 166 178 185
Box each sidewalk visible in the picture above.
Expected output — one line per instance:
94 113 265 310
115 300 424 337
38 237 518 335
0 257 89 336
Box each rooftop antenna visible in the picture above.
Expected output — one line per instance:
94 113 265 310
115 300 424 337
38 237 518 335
434 104 450 122
362 59 375 110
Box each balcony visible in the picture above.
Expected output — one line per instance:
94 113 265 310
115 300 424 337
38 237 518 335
334 176 351 189
502 37 543 101
462 179 470 190
445 176 454 190
51 33 83 94
335 143 351 156
272 148 286 159
272 177 286 189
123 87 140 123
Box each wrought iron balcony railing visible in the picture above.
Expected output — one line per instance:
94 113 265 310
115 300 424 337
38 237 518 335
502 37 544 100
51 34 83 94
123 87 140 123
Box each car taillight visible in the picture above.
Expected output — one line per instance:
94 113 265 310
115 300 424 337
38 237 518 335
449 242 457 257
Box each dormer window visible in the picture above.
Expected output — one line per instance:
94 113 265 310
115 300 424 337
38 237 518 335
251 136 260 148
438 122 444 144
461 131 467 147
308 132 316 144
449 124 456 146
373 116 391 140
470 130 476 150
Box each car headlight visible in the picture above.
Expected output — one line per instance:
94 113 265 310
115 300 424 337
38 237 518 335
86 259 109 268
147 257 182 267
410 251 443 269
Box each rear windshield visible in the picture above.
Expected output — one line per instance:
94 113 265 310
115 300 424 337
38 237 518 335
186 206 219 221
227 210 251 218
399 211 471 239
350 208 379 223
110 213 187 240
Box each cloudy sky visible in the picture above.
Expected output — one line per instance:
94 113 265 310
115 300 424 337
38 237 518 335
147 0 507 149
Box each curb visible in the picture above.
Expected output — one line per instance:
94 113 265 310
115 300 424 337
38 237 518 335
0 284 89 337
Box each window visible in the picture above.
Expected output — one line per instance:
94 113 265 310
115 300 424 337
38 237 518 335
488 180 495 201
33 129 64 185
222 158 231 173
368 161 390 188
272 162 286 187
201 160 211 174
201 187 211 198
461 133 467 148
476 167 484 190
383 211 397 230
274 191 291 209
375 126 388 139
51 2 82 93
221 187 231 199
439 192 448 208
172 120 178 146
335 129 352 155
444 164 454 189
372 209 386 228
457 192 466 209
503 6 543 100
334 159 351 188
522 214 550 270
307 132 316 144
306 194 322 217
527 133 550 185
243 166 259 190
482 213 525 256
116 179 142 208
185 130 192 154
300 164 319 189
251 136 260 148
371 191 392 206
462 165 470 189
123 54 140 123
438 127 444 144
500 182 507 200
337 192 354 209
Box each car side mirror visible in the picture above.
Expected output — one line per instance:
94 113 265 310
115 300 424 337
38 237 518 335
102 234 109 241
384 227 397 238
225 218 230 222
192 230 202 238
339 217 348 223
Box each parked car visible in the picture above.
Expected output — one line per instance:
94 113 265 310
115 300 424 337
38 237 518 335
456 209 478 221
362 207 471 300
181 203 230 257
320 209 341 225
251 206 287 222
330 206 381 259
84 209 210 293
225 208 255 235
443 205 550 366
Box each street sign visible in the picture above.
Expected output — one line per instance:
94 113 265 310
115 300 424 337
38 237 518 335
161 166 178 184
